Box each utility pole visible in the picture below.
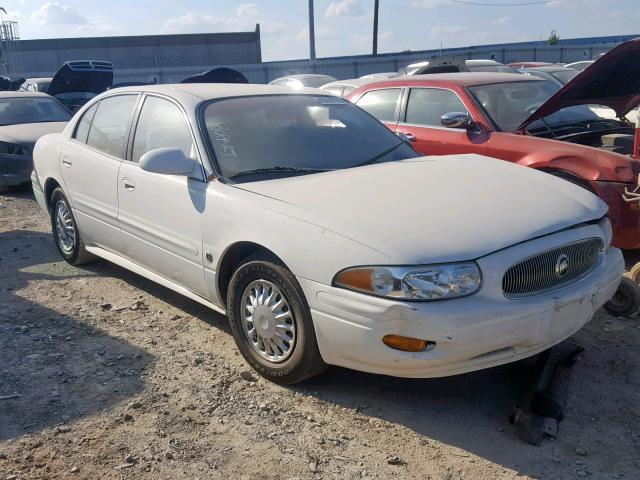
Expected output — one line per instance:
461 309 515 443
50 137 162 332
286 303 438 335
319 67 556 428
308 0 316 61
372 0 379 55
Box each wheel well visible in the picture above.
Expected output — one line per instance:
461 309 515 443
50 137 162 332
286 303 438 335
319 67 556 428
537 168 595 193
217 242 281 306
44 178 62 212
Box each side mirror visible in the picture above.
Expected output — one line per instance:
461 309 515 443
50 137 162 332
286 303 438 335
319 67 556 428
139 147 196 176
441 112 477 130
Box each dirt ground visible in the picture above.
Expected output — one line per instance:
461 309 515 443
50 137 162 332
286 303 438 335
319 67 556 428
0 187 639 480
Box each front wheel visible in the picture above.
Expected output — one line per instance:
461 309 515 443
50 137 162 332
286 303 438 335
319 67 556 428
227 253 326 384
50 187 95 265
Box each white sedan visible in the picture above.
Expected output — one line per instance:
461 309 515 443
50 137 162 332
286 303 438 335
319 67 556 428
32 84 623 384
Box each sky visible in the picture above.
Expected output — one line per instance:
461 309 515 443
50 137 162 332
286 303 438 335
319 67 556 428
2 0 639 61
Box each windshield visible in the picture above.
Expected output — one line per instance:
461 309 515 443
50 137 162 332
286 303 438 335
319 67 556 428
468 80 605 132
0 96 70 126
37 81 51 92
203 95 418 182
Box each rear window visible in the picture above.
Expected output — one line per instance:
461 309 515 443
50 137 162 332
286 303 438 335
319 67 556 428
202 94 417 181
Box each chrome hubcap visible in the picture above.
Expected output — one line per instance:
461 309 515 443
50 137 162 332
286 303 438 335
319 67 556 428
54 199 75 254
241 279 296 363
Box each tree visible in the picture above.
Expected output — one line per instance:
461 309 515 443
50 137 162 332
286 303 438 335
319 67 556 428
548 29 560 46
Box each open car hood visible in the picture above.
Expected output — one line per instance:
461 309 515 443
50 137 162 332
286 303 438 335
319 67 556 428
519 37 640 131
181 67 248 84
47 60 113 97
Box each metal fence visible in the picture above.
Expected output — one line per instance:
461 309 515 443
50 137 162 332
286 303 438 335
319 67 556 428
12 37 637 85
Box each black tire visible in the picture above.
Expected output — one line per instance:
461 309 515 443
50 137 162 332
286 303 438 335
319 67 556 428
604 276 640 317
50 187 95 266
227 253 327 384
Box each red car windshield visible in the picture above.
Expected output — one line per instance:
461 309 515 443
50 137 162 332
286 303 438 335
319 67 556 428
468 80 605 133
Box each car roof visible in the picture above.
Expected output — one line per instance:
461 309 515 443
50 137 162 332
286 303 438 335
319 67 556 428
105 83 333 101
359 72 540 88
0 91 52 98
465 59 502 66
24 78 52 83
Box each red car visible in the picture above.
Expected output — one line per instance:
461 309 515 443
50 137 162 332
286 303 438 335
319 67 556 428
347 39 640 250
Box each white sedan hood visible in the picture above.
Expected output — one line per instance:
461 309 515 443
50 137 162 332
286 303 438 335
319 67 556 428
236 155 607 263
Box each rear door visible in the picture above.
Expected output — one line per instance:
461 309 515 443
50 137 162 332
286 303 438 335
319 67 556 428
395 87 487 156
116 94 207 297
354 88 402 131
59 94 139 252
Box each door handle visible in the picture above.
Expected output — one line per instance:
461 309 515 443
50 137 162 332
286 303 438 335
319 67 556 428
122 178 135 191
400 132 417 142
62 158 72 167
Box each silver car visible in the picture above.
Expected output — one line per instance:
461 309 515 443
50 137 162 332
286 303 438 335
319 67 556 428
0 92 70 192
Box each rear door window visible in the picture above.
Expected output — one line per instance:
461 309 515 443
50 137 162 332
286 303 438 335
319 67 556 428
405 88 468 127
86 95 138 158
355 89 401 122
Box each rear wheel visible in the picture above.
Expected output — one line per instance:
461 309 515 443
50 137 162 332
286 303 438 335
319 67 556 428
50 187 95 265
227 253 326 384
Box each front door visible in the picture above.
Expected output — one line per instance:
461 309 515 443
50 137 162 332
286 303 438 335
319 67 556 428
116 94 207 297
395 87 487 157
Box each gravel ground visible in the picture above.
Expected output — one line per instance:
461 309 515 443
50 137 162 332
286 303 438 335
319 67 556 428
1 187 639 480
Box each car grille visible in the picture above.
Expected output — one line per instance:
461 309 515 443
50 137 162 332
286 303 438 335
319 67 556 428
502 238 603 298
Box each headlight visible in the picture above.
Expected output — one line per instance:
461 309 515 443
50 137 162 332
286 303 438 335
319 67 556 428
599 216 613 249
333 263 482 301
0 140 29 156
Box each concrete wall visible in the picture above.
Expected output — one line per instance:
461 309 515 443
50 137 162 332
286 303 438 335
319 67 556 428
9 28 262 80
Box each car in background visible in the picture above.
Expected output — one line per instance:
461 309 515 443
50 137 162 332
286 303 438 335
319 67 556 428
565 61 594 71
347 38 640 250
21 60 113 113
0 92 70 192
508 62 553 69
319 78 378 97
268 74 337 89
401 59 517 75
359 72 397 79
521 65 579 87
20 77 51 93
32 83 622 383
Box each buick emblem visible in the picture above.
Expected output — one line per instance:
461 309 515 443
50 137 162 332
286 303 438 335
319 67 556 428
555 254 569 278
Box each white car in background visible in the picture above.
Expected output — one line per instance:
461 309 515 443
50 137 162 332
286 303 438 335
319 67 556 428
319 77 379 97
268 74 337 89
32 84 623 384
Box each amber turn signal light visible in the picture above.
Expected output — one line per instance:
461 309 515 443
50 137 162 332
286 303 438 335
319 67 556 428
382 334 431 352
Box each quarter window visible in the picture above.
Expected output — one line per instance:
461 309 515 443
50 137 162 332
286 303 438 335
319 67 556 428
85 95 138 158
355 89 400 122
131 96 195 163
74 103 98 144
405 88 468 127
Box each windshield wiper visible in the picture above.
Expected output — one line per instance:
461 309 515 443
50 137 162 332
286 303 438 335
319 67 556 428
229 166 334 179
353 142 406 168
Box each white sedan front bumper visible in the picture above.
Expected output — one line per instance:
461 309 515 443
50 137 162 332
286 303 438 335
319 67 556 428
298 224 623 378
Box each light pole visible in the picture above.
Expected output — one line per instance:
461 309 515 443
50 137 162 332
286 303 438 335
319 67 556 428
308 0 316 61
372 0 379 55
